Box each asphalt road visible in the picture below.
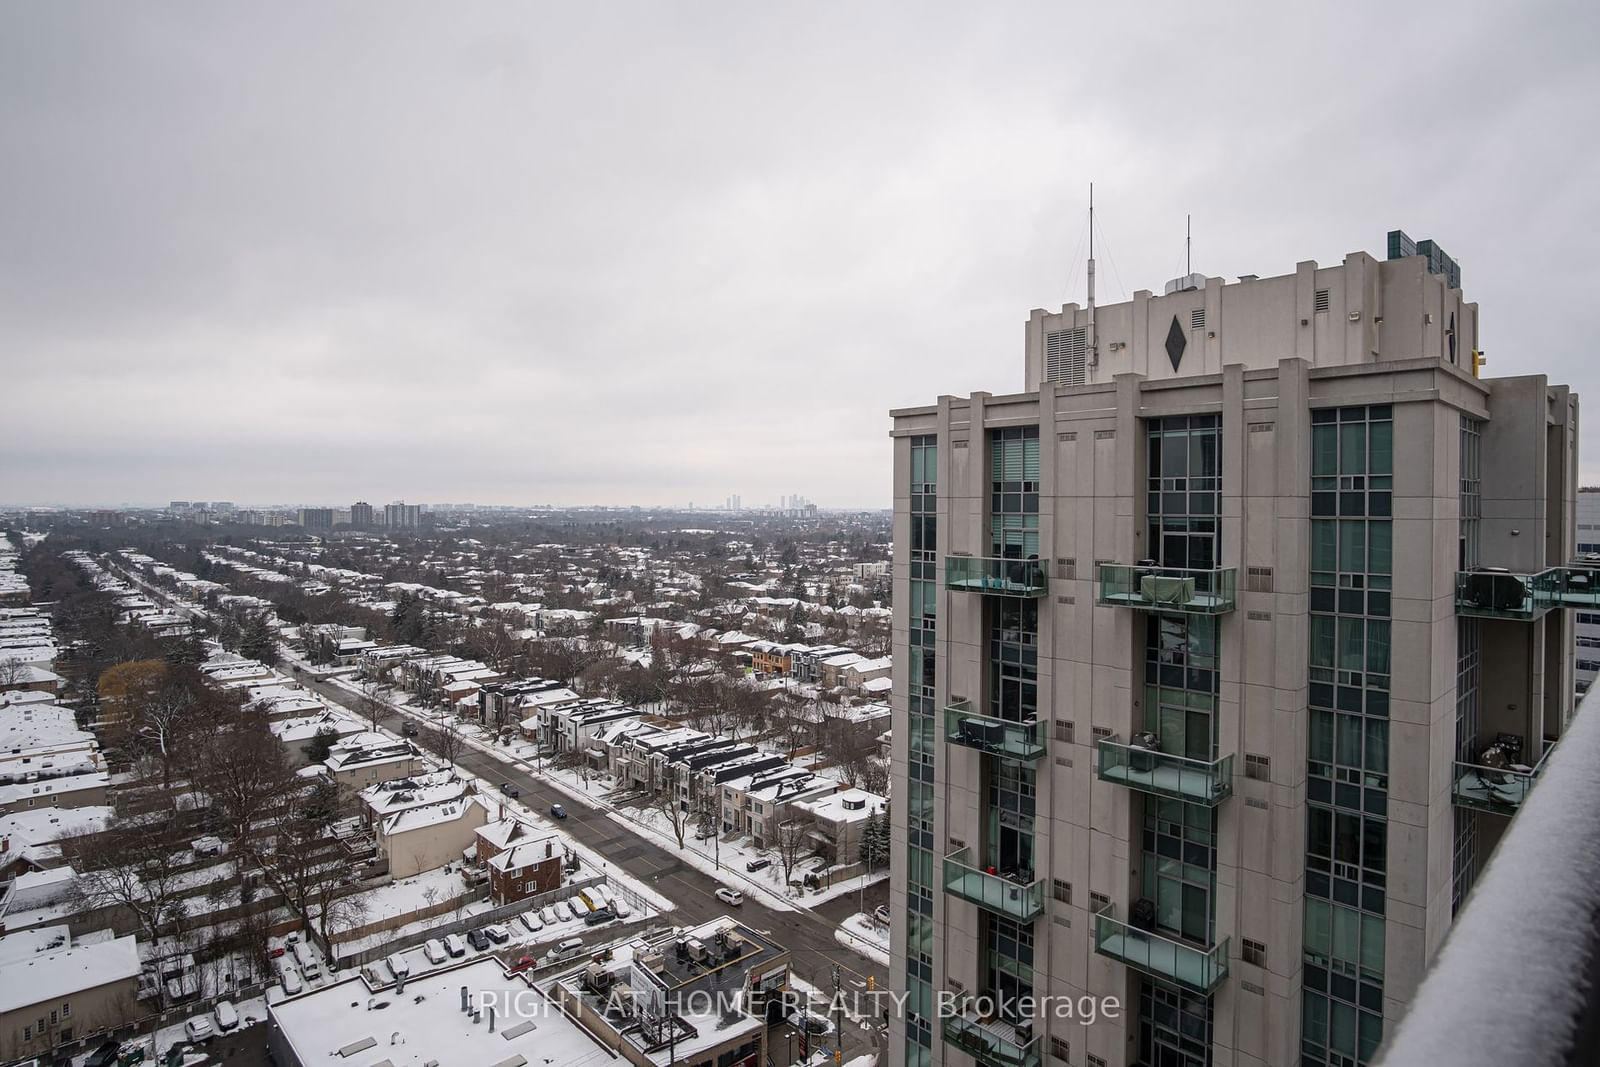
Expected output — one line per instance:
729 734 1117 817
297 671 892 1063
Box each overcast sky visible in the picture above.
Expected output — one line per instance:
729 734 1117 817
3 2 1597 509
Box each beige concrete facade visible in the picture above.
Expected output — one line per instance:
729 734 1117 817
889 248 1578 1067
377 798 487 880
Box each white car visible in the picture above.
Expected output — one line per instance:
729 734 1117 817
423 939 447 964
612 898 631 919
520 912 544 934
444 933 467 958
214 999 239 1033
184 1016 215 1042
540 906 560 926
552 900 574 921
277 962 303 996
714 887 744 906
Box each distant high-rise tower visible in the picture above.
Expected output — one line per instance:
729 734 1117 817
351 501 374 528
385 501 422 530
297 508 334 532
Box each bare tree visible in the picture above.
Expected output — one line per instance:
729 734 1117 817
198 716 298 861
430 708 466 768
358 677 389 733
646 786 691 850
67 811 190 947
771 813 815 890
530 636 589 686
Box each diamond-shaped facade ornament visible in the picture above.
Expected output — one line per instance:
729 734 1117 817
1165 315 1187 371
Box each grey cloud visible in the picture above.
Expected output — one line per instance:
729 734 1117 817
2 1 1597 507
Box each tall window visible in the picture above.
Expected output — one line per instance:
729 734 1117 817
990 598 1038 725
985 915 1035 1020
986 759 1036 877
1140 979 1213 1067
905 434 937 1057
1459 417 1482 570
1147 415 1220 570
990 427 1040 559
1305 405 1392 1067
1141 799 1216 945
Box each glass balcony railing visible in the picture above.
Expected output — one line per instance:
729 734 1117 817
1455 563 1600 620
1093 907 1229 994
946 700 1046 762
941 1013 1041 1067
1097 737 1233 805
1097 564 1237 614
945 556 1050 597
1451 741 1556 815
943 847 1044 922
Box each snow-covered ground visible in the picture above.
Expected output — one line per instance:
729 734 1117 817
834 912 891 967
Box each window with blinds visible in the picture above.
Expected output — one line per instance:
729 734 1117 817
1045 327 1087 386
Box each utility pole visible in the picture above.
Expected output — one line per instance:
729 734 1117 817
832 963 844 1065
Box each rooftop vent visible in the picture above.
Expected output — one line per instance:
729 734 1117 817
1164 272 1206 295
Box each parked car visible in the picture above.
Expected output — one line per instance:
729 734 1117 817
546 937 585 964
423 939 447 964
213 1000 238 1033
612 898 631 919
484 923 511 944
714 887 744 906
184 1016 215 1043
444 933 467 958
467 928 491 951
745 857 771 872
498 782 521 797
277 962 303 996
553 900 575 921
873 904 892 925
519 912 544 934
539 905 560 925
568 893 592 914
550 804 567 819
508 954 539 973
584 907 616 927
292 940 321 979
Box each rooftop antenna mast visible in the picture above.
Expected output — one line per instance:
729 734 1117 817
1087 183 1097 366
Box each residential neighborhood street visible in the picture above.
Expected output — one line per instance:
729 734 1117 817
296 670 893 1062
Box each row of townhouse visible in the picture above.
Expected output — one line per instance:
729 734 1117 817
476 677 581 732
0 695 104 789
746 639 893 691
0 607 56 669
397 653 502 707
571 717 889 855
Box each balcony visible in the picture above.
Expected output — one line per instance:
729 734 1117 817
1375 688 1600 1067
943 848 1045 922
945 556 1050 597
1097 564 1237 614
941 1013 1041 1067
946 700 1046 762
1455 562 1600 621
1452 740 1555 816
1092 907 1229 994
1097 736 1233 805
